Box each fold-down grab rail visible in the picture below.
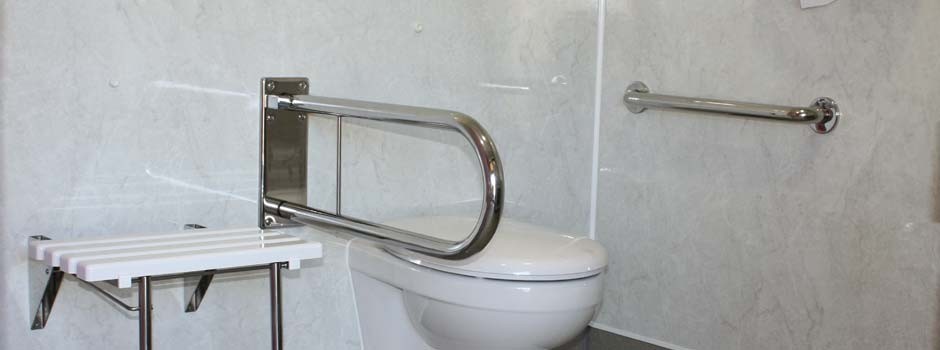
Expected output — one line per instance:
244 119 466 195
259 77 503 260
623 81 841 134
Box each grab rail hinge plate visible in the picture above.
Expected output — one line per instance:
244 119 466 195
260 77 310 228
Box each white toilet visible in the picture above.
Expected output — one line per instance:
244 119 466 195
347 216 608 350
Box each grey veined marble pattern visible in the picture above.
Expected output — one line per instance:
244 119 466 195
0 0 598 349
595 0 940 349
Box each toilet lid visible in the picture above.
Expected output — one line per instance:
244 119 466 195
383 216 607 281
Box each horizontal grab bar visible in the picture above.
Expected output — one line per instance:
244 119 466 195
623 81 841 134
264 92 504 260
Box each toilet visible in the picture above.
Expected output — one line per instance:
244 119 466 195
347 216 608 350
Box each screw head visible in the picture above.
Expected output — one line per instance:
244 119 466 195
266 114 275 122
298 81 307 90
264 217 275 226
298 114 307 121
265 81 277 92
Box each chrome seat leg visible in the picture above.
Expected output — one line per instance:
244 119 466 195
138 276 152 350
269 263 283 350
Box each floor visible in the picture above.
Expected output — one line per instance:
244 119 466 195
556 327 668 350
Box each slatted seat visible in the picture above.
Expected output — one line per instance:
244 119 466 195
27 227 322 350
29 227 320 287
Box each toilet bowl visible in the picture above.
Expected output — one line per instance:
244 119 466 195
348 216 608 350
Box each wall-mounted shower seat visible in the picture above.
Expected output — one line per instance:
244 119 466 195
28 227 322 350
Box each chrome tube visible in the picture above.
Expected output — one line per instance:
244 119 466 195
623 81 841 134
626 92 822 122
266 94 503 260
269 263 283 350
138 276 152 350
335 116 343 215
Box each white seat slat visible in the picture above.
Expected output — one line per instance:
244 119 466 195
44 230 285 267
29 227 261 259
29 227 322 288
59 233 298 273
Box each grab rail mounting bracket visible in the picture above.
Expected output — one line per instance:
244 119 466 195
259 77 311 229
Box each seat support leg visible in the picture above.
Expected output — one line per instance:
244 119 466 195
138 276 152 350
269 263 283 350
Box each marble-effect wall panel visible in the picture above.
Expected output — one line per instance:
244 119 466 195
0 0 598 348
596 1 940 349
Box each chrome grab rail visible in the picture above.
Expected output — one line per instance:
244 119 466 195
259 77 503 260
623 81 841 134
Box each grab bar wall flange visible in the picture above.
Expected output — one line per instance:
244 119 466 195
259 77 310 229
623 81 840 134
259 77 504 260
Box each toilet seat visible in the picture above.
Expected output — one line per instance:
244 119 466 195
383 216 607 281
